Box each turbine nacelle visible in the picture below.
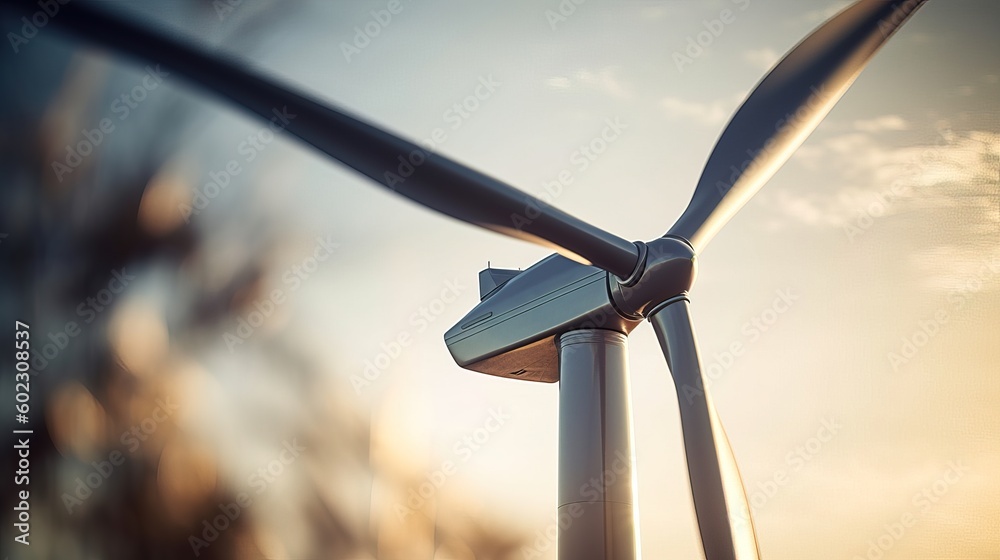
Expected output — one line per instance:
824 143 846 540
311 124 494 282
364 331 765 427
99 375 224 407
444 236 697 382
444 254 638 382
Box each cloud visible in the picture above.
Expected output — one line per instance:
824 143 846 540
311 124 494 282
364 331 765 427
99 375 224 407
764 130 1000 264
769 188 842 227
743 47 780 71
574 67 631 99
545 67 631 99
544 76 571 89
789 129 996 188
660 95 742 126
639 5 668 21
785 0 853 26
853 115 909 133
908 244 1000 293
763 129 1000 296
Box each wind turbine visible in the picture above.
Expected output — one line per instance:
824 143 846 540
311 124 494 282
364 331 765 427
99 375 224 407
26 0 930 557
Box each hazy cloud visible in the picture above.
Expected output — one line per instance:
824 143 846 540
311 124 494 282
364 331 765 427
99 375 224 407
575 67 631 99
766 130 1000 263
743 47 780 71
639 5 669 21
544 76 571 89
545 67 632 99
854 115 909 133
660 94 742 126
785 0 853 26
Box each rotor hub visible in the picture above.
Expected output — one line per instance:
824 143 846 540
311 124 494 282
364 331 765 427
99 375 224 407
609 236 697 320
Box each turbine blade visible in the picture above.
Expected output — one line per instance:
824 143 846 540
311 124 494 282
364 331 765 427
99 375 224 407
650 299 759 560
667 0 929 252
32 0 640 279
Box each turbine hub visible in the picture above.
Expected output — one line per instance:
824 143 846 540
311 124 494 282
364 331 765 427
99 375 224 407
609 236 697 319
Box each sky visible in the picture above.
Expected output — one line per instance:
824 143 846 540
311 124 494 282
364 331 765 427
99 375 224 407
16 0 1000 558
